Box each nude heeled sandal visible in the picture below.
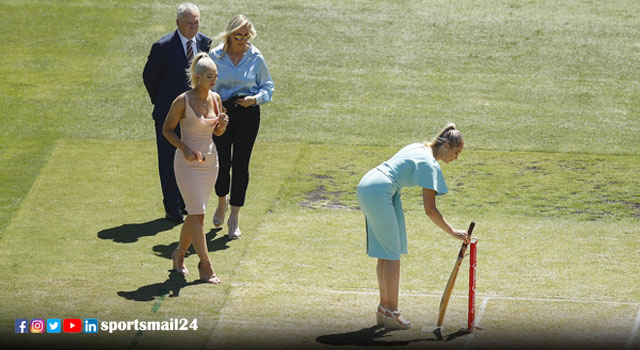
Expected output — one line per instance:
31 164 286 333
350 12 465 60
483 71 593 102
383 310 412 330
198 260 221 284
376 305 387 326
171 247 189 275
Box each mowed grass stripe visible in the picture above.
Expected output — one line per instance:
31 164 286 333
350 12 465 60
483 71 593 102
206 284 638 350
207 144 638 348
1 140 638 348
0 0 153 239
3 1 638 150
0 0 156 140
264 144 640 222
218 207 639 304
0 138 56 240
0 139 304 348
1 1 638 348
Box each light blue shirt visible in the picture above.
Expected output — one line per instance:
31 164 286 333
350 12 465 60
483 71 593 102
209 43 274 105
376 143 448 195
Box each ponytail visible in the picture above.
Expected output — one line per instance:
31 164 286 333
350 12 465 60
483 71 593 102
187 52 215 88
427 123 463 148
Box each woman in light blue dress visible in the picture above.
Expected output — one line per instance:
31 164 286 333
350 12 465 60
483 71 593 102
356 123 470 330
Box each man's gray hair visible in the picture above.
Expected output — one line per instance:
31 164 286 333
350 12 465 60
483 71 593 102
177 3 200 20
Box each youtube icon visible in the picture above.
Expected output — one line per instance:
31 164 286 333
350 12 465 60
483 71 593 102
63 319 82 333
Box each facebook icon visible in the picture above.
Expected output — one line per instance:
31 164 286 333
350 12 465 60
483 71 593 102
15 319 29 333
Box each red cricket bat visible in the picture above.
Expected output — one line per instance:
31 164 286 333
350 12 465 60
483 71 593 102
436 221 475 328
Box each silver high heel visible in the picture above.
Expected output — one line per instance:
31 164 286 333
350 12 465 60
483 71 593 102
213 196 229 227
383 309 412 330
227 217 241 240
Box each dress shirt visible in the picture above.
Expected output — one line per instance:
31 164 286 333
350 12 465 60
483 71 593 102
209 43 274 105
177 30 198 58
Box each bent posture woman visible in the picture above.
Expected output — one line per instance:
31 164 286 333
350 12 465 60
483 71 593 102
357 123 470 329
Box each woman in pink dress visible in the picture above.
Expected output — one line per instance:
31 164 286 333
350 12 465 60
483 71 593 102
163 52 229 284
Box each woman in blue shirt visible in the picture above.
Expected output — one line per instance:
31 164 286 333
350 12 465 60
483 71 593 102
209 14 274 240
356 123 470 330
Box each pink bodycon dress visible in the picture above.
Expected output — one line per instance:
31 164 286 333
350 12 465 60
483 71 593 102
174 92 220 215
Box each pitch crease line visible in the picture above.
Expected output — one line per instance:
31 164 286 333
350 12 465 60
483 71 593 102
625 306 640 350
464 297 490 350
329 290 639 306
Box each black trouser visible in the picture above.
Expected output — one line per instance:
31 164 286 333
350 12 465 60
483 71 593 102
213 101 260 207
154 119 185 216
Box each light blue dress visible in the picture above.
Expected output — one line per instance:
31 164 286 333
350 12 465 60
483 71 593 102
357 143 448 260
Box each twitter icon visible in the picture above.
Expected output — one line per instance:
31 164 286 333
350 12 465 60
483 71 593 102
47 319 61 333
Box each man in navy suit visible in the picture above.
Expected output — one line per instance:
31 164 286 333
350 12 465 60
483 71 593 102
143 3 212 223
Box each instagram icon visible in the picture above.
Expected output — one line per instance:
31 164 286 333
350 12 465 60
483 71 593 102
30 319 45 333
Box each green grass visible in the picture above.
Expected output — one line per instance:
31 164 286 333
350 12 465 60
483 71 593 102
1 140 638 349
1 0 639 349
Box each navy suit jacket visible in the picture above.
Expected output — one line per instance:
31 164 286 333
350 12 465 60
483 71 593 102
143 30 212 122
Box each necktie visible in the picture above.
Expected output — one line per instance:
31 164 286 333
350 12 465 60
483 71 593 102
186 41 194 61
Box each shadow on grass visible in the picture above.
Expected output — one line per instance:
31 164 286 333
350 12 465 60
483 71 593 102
316 325 435 347
116 229 229 301
152 228 228 259
117 270 204 301
444 328 473 342
98 218 179 243
117 229 228 301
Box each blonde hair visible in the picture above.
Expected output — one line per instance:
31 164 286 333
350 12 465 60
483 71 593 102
426 123 464 149
187 52 216 88
214 14 257 58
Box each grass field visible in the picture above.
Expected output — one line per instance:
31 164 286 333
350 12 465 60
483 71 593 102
1 0 639 349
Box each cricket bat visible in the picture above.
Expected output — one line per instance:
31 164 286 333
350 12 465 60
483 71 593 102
436 221 476 328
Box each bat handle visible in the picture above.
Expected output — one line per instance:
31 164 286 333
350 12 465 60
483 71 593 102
465 221 475 245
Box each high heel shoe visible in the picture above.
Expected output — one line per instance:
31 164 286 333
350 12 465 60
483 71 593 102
198 260 221 284
383 309 412 330
227 217 241 240
171 247 189 274
213 196 229 227
376 305 386 326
